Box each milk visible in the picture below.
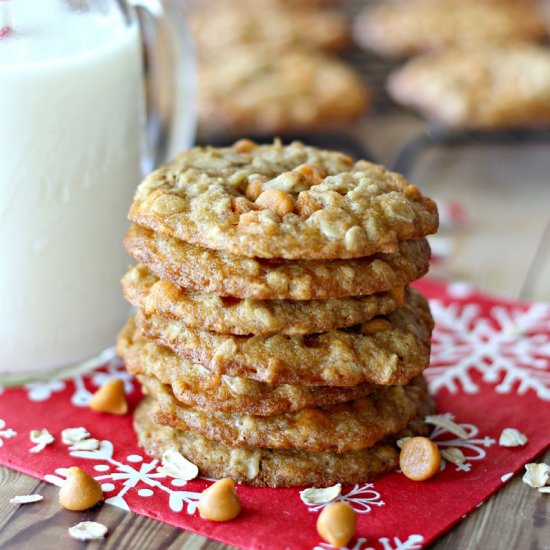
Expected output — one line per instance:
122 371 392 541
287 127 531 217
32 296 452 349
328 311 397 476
0 2 144 373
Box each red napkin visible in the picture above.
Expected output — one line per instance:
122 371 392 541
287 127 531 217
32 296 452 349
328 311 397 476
0 278 548 550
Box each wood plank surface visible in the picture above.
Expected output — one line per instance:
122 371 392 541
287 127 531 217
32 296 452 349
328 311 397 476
1 123 549 550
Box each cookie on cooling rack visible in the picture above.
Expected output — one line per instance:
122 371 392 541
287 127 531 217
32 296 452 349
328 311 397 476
354 0 547 58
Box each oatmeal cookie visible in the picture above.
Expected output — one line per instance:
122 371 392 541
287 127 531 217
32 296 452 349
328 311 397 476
134 396 434 487
388 45 550 129
125 225 431 300
135 288 433 387
198 51 368 138
354 0 547 58
129 141 438 260
142 374 429 453
117 318 380 416
123 264 406 335
189 3 349 57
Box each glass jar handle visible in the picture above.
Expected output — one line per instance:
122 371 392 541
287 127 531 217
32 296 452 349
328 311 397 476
129 0 197 172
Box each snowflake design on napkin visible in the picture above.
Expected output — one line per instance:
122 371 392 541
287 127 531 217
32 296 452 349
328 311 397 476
314 534 424 550
427 298 550 400
45 439 201 513
0 419 17 447
303 483 385 514
429 413 495 473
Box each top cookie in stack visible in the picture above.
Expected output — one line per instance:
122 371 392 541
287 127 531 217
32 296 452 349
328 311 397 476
119 139 439 487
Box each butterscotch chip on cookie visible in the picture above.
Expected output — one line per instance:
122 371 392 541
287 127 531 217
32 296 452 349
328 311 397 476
129 141 438 260
122 264 406 336
354 0 547 58
134 396 434 487
135 288 433 387
141 374 429 453
124 225 431 300
118 318 382 416
388 45 550 129
198 50 369 138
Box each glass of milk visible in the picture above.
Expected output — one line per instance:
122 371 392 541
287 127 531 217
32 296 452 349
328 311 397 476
0 0 196 381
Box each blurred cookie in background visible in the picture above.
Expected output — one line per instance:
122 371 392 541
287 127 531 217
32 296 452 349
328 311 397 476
354 0 547 58
188 0 350 57
198 48 370 139
388 45 550 129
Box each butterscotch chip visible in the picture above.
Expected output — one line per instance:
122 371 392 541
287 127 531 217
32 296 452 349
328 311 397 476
399 437 441 481
89 379 128 415
129 142 437 260
134 397 435 488
117 318 382 416
59 467 104 511
198 50 368 138
389 45 550 129
317 502 356 548
198 478 242 522
122 265 406 336
135 289 433 387
143 374 430 453
255 189 294 218
124 224 431 301
354 0 547 58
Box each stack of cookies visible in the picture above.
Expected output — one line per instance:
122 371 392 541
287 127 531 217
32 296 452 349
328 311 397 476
117 140 440 488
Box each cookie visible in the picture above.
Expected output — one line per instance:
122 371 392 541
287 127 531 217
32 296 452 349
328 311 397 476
124 225 431 301
354 0 547 58
189 3 349 57
388 45 550 129
129 141 438 260
118 318 380 416
123 264 406 336
135 288 433 387
134 396 434 487
142 373 429 453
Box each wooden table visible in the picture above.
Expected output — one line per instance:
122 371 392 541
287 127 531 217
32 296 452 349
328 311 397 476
1 115 549 549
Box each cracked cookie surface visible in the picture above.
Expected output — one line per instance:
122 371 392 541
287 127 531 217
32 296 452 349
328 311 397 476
129 141 438 260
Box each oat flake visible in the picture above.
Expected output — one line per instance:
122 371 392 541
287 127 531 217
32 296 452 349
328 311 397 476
499 428 528 448
299 484 341 505
425 415 469 440
10 494 43 504
158 448 199 481
522 463 550 488
68 521 108 541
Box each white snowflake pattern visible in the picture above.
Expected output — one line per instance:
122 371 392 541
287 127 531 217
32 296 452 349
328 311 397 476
427 298 550 400
25 357 133 407
429 413 495 473
313 534 424 550
45 439 201 513
0 419 17 447
303 484 385 514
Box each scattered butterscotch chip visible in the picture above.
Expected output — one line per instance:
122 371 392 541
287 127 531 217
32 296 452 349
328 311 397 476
59 466 104 511
300 484 341 506
158 448 199 481
10 494 43 504
198 478 242 522
399 436 441 481
440 447 466 466
316 501 356 548
522 463 550 488
425 415 468 440
499 428 528 448
29 429 55 453
68 521 108 541
89 379 128 415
